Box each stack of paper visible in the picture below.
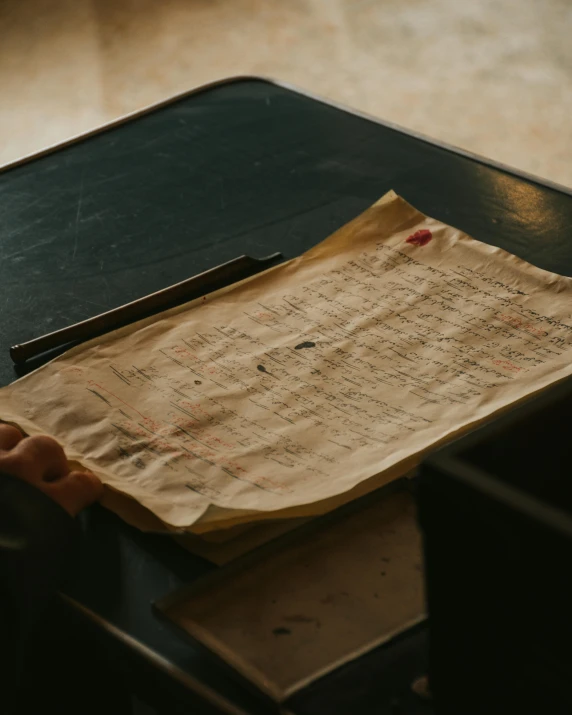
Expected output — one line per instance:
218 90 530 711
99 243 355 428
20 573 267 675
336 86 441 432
2 192 572 555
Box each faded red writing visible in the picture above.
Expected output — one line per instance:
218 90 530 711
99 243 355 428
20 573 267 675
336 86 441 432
492 359 523 373
497 313 546 337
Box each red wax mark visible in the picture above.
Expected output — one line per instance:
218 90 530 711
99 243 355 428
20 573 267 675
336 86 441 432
406 229 433 246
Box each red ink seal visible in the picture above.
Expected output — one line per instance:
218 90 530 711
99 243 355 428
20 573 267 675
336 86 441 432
406 229 432 246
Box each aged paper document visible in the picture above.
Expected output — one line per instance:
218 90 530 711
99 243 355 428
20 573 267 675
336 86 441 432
1 191 572 531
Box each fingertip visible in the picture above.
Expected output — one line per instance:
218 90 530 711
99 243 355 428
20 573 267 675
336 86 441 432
48 470 105 516
71 470 105 501
15 434 68 481
26 434 66 456
0 423 24 451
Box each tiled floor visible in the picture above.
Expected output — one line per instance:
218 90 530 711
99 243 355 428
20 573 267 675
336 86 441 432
2 0 572 186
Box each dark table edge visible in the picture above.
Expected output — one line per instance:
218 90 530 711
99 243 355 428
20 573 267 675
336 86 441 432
6 74 570 708
2 74 571 199
61 595 252 715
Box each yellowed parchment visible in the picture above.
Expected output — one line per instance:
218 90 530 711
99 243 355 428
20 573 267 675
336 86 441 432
2 191 572 532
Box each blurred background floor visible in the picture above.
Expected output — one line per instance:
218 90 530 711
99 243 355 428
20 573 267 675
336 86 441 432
1 0 571 187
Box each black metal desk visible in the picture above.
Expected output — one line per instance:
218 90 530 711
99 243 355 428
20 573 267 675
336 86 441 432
2 77 572 715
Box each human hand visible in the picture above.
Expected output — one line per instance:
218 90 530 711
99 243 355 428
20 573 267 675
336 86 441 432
0 424 103 516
